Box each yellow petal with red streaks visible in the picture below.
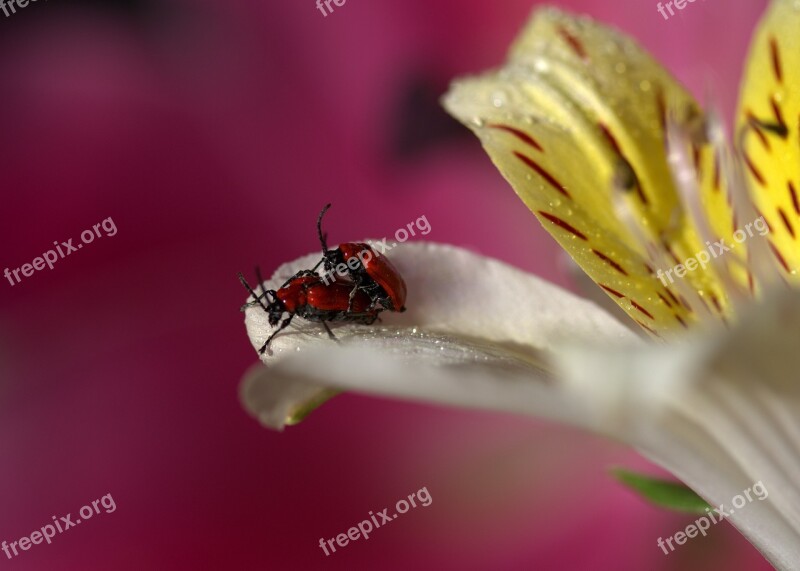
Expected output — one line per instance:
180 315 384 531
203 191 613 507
736 0 800 283
443 7 729 337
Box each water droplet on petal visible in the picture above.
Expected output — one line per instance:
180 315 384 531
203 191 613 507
491 89 508 108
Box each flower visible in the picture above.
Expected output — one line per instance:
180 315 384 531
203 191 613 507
239 2 800 567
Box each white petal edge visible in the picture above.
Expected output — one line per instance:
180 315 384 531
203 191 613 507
556 289 800 570
240 241 638 430
239 242 800 566
243 242 638 359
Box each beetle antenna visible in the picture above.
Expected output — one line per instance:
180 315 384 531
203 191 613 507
255 266 266 297
238 272 270 312
317 203 332 253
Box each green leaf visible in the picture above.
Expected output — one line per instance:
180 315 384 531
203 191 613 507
611 467 711 514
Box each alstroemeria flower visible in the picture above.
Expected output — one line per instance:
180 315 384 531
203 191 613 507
240 2 800 567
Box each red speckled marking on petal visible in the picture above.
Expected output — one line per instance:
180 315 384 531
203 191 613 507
636 320 662 338
631 300 654 320
557 26 588 61
600 284 625 298
753 205 773 232
692 144 702 177
657 292 672 308
770 36 783 84
655 85 667 135
514 152 571 198
675 314 689 329
597 123 647 204
661 239 682 265
789 181 800 215
537 211 587 240
770 96 788 133
598 123 622 155
769 241 791 272
742 150 767 186
710 293 723 313
489 124 543 152
746 110 771 151
592 249 628 276
777 207 796 238
665 289 680 308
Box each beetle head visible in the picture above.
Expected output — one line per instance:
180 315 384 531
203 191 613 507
262 290 286 327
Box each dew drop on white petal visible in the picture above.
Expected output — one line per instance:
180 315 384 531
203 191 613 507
492 90 508 108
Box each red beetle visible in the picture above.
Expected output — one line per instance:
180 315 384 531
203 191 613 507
315 204 407 312
239 270 380 354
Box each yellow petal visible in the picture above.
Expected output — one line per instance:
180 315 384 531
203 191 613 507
444 7 729 337
736 0 800 283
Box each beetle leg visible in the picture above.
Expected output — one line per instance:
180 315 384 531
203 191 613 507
260 314 294 354
277 269 317 289
310 256 326 273
320 321 341 344
347 274 364 312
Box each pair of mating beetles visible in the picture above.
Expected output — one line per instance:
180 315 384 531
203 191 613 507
239 204 407 354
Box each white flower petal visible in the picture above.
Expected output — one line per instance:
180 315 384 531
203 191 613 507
240 242 637 430
241 331 569 430
556 289 800 569
244 242 637 357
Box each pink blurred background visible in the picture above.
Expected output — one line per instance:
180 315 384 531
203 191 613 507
0 0 772 569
